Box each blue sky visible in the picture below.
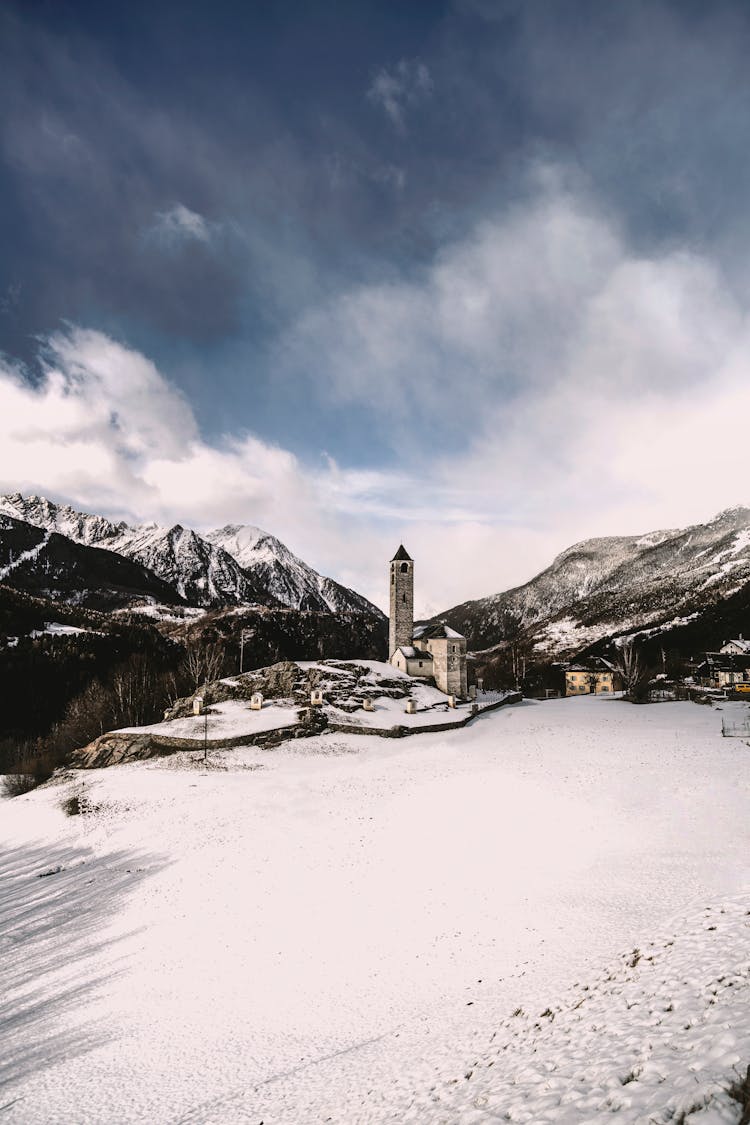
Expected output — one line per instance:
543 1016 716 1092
2 0 750 612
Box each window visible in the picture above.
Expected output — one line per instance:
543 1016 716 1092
402 593 406 603
400 562 409 573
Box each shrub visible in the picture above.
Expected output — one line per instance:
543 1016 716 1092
728 1064 750 1125
2 772 38 797
62 792 81 816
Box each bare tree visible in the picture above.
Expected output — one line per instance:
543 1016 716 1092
616 641 651 703
501 609 531 690
111 653 161 728
181 636 225 692
204 642 225 685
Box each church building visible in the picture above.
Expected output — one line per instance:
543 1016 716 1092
388 545 468 697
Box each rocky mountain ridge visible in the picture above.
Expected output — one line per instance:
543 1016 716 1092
434 506 750 656
205 523 378 615
0 513 186 610
0 494 383 617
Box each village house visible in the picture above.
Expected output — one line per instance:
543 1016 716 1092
694 651 750 690
719 635 750 656
388 546 468 697
564 658 622 697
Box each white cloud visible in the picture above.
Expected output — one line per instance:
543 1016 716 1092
2 172 750 617
274 171 750 609
151 203 212 245
367 58 433 132
0 327 317 533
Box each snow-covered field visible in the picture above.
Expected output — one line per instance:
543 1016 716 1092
2 696 749 1124
117 698 299 740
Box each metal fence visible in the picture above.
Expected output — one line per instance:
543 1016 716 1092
720 717 750 738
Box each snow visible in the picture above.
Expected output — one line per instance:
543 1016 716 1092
535 615 614 652
205 522 277 567
206 523 378 615
331 693 468 729
114 604 207 622
1 696 749 1124
117 698 299 739
28 622 96 638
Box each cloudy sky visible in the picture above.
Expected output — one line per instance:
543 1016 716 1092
2 0 750 614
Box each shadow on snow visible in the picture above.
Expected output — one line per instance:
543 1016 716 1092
0 836 168 1098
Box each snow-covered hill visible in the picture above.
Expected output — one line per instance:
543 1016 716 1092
0 495 382 615
1 696 748 1122
205 523 381 615
437 505 750 655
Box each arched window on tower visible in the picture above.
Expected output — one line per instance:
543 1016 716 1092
400 562 409 573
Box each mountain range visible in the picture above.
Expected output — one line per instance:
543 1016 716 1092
433 506 750 657
0 493 383 618
4 492 750 660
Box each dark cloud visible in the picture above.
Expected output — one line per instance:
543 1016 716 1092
3 0 750 460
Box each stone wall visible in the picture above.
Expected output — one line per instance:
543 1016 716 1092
328 691 521 738
424 636 468 696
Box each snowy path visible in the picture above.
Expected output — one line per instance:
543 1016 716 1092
0 531 50 580
1 696 749 1123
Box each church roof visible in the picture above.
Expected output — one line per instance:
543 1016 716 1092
391 544 412 561
413 622 465 641
395 645 433 661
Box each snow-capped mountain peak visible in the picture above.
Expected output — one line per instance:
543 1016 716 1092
205 523 382 615
0 494 382 616
0 493 127 546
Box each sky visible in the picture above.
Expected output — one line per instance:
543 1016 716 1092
2 0 750 615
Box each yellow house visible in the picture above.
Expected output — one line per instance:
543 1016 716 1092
565 659 620 696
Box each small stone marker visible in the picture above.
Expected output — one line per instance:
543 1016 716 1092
250 692 263 711
471 703 478 716
447 694 456 708
310 689 324 707
405 699 417 714
193 696 204 716
362 697 375 712
469 685 477 701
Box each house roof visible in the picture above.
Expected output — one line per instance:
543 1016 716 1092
701 652 750 671
395 645 433 662
566 658 615 673
391 545 412 561
413 622 465 641
722 638 750 653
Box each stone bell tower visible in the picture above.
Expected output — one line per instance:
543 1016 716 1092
389 545 414 658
